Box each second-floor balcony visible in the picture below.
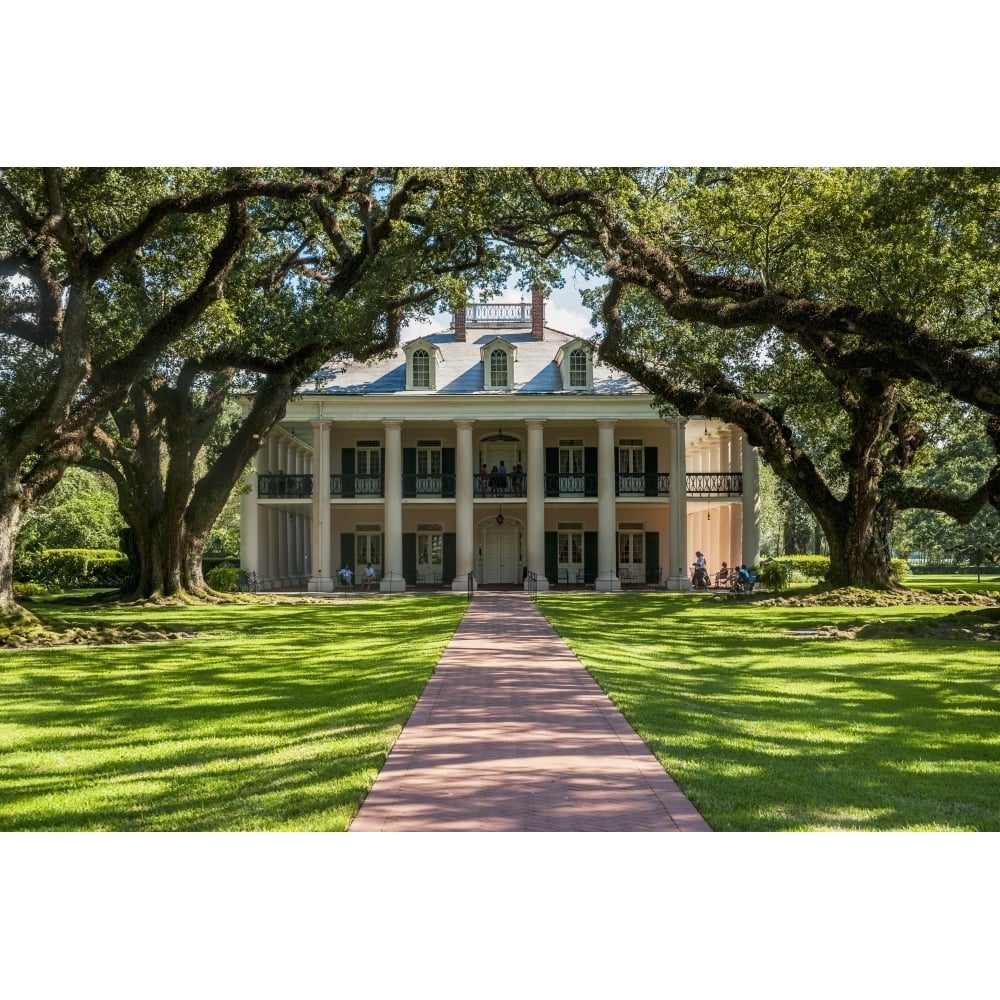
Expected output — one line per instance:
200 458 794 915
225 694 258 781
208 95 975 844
258 470 744 500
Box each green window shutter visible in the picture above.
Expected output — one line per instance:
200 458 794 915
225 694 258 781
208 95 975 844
442 447 456 498
341 448 355 498
614 446 620 496
402 533 417 584
645 446 658 496
545 447 559 496
340 533 355 571
644 531 660 583
584 447 598 497
544 531 559 585
584 531 598 584
402 448 417 498
443 533 456 585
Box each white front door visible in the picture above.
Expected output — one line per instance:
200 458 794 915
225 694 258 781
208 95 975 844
482 527 520 584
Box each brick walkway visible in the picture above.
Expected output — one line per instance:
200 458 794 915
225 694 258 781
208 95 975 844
350 592 711 832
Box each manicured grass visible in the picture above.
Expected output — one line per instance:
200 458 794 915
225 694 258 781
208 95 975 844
906 573 1000 594
0 596 467 831
537 591 1000 831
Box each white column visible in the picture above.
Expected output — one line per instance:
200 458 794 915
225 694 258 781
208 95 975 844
308 420 333 592
667 419 690 590
525 419 549 591
453 420 477 592
595 419 620 591
240 448 263 575
741 431 761 566
381 420 406 592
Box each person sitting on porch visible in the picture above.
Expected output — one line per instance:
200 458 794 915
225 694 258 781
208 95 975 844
714 562 730 587
338 565 353 588
362 563 376 589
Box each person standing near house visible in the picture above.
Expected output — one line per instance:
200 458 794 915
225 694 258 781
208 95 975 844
692 551 710 590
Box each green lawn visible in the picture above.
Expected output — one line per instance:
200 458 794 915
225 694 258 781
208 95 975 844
0 596 467 831
5 586 999 832
536 590 1000 831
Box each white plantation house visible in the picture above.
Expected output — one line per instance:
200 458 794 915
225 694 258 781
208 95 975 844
239 291 760 592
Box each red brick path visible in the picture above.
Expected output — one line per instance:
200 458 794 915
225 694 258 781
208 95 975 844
350 593 711 832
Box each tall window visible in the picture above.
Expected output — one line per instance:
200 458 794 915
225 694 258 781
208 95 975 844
416 439 442 476
490 349 509 388
559 440 584 475
416 523 443 583
356 440 382 496
355 524 382 568
569 348 588 387
618 439 644 474
618 522 644 565
412 349 430 388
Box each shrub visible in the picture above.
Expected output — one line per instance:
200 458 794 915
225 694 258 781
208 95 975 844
783 555 830 580
891 558 911 582
13 581 48 599
206 565 240 593
16 549 129 590
756 560 789 591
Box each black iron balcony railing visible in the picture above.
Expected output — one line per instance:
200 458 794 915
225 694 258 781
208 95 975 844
258 474 313 498
616 472 671 496
258 470 743 500
402 473 457 497
474 473 526 498
685 472 743 495
331 474 384 498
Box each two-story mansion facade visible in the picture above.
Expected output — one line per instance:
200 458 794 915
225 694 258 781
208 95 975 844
239 292 760 593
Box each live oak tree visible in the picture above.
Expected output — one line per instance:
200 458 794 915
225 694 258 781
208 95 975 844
0 167 373 614
79 169 519 599
521 167 1000 589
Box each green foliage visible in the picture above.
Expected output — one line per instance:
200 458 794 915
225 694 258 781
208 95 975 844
12 581 48 599
16 468 125 552
15 549 129 589
756 560 789 591
205 565 240 592
781 554 830 580
778 554 910 583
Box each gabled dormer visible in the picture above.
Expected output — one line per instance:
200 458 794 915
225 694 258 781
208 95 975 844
404 337 443 390
555 338 594 391
480 336 517 391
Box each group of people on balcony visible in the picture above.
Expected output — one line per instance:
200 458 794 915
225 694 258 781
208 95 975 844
478 462 525 497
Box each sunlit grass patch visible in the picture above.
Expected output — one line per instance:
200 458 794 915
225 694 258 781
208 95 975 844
537 591 1000 831
0 595 467 831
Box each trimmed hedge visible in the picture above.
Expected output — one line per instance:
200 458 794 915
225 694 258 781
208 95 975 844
778 554 910 583
15 548 130 589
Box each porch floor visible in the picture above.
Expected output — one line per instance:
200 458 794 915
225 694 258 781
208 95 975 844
350 591 710 832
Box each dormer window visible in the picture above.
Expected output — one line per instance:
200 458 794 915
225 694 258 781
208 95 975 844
490 349 509 388
404 337 442 390
480 336 517 391
412 349 431 388
556 338 593 390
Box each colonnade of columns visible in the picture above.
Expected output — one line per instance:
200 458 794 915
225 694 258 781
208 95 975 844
241 417 760 593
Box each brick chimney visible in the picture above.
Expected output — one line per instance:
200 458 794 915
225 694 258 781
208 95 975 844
531 288 544 340
454 305 466 342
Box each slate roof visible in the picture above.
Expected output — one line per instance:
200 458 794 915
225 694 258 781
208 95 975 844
305 326 642 396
